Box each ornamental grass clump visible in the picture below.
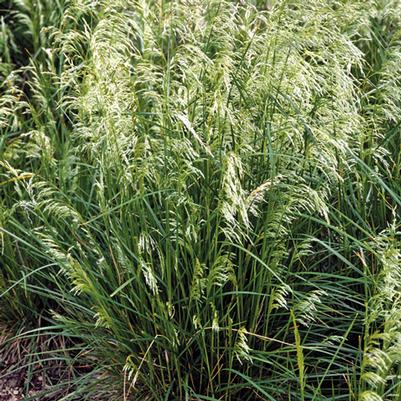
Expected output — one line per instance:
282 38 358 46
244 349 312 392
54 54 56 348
1 1 401 400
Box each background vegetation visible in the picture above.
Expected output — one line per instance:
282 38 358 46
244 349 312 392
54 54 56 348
1 0 401 400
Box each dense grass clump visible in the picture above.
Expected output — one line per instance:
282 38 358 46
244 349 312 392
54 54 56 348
1 0 401 400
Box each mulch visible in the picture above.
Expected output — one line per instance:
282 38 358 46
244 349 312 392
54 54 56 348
0 330 93 401
0 371 45 401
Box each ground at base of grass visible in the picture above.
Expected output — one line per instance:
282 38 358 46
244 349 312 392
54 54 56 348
0 330 110 401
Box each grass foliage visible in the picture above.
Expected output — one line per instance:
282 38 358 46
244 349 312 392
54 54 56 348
1 0 401 400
